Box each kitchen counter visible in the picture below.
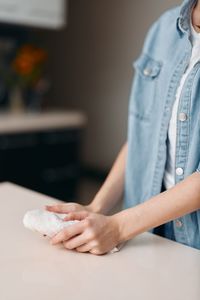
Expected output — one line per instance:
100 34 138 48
0 111 87 134
0 182 199 300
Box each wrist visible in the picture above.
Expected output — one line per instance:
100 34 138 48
113 209 141 243
86 202 104 214
87 196 111 214
111 213 128 244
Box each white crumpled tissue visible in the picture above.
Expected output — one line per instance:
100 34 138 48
23 209 122 253
23 209 79 238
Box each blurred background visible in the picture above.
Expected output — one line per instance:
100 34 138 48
0 0 180 204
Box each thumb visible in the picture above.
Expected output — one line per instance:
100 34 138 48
64 211 89 221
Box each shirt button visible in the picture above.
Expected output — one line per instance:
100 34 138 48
178 112 187 122
143 68 152 76
176 167 184 176
175 219 183 228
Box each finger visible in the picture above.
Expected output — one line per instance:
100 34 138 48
63 233 90 250
76 243 93 253
51 222 84 245
63 211 89 221
76 240 98 253
89 248 105 256
45 204 68 213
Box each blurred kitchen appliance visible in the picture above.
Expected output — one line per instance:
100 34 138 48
0 0 66 29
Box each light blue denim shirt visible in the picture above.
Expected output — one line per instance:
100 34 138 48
124 0 200 249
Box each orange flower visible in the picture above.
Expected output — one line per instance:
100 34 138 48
12 44 47 76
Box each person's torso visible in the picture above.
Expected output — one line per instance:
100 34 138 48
125 0 200 249
164 18 200 189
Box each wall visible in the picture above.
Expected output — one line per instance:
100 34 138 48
44 0 181 170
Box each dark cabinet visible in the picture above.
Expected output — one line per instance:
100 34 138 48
0 128 83 201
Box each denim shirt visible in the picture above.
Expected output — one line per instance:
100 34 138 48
124 0 200 249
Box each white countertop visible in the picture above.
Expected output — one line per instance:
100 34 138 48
0 182 199 300
0 111 87 134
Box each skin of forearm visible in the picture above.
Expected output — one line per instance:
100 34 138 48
115 172 200 243
89 143 127 215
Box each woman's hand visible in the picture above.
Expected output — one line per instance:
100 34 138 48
45 202 93 214
50 211 121 255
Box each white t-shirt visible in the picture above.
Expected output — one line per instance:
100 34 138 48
163 23 200 190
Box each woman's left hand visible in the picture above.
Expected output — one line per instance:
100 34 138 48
50 211 120 255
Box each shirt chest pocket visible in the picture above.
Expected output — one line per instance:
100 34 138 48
129 53 162 120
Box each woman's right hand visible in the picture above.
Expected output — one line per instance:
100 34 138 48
45 202 93 214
